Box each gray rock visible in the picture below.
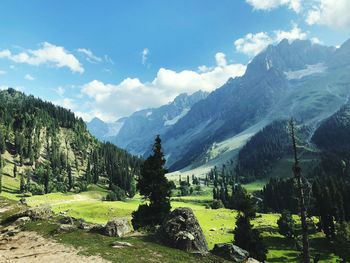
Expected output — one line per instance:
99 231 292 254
58 224 77 233
160 207 208 253
12 216 31 227
211 243 249 262
89 224 105 234
26 206 53 220
246 258 261 263
111 241 133 248
6 206 53 223
104 218 131 237
59 216 74 225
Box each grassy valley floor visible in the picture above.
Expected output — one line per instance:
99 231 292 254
0 174 340 262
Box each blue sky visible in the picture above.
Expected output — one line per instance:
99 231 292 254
0 0 349 121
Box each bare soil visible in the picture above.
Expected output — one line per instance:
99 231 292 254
0 230 109 263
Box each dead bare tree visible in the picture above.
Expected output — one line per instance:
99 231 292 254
289 119 310 263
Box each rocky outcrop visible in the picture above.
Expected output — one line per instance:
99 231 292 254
12 217 31 227
104 218 131 237
57 224 77 233
211 243 249 262
160 207 208 253
4 206 53 224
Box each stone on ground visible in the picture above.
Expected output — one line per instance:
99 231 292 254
104 218 131 237
211 243 249 262
160 207 208 253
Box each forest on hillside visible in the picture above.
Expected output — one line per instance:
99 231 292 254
0 88 142 198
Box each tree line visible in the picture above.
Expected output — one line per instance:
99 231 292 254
0 88 141 197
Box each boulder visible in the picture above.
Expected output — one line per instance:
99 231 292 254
211 243 249 262
4 206 53 224
12 216 31 227
59 216 75 225
57 224 77 233
78 222 95 231
104 218 131 237
111 241 133 248
160 207 208 253
246 258 261 263
26 206 53 220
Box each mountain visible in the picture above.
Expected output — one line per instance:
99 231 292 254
87 117 125 142
164 40 349 170
88 90 208 156
312 101 350 153
162 39 350 172
86 38 350 176
0 88 141 196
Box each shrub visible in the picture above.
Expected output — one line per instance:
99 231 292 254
30 183 45 195
277 210 296 238
211 199 224 209
105 185 126 201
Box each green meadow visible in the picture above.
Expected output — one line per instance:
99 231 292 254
0 174 339 262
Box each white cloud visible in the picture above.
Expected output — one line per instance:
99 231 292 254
246 0 301 13
311 37 322 45
55 86 65 96
77 48 102 63
0 70 6 75
104 55 114 65
142 48 149 65
274 24 307 42
0 49 11 58
24 74 35 81
235 32 272 57
0 42 84 73
79 53 246 121
306 0 350 28
215 52 227 67
53 98 77 110
235 24 309 57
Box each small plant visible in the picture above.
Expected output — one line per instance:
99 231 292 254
211 199 224 209
277 210 296 238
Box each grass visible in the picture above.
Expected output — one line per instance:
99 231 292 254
22 219 228 263
1 173 341 262
242 180 267 194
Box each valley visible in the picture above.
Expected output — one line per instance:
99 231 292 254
0 173 339 262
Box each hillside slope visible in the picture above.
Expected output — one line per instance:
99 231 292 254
0 88 141 197
164 39 350 172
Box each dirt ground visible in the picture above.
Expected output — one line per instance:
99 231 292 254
0 230 109 263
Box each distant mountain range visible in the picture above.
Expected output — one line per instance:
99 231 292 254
87 90 208 156
88 38 350 175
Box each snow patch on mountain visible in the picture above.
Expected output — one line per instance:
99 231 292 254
164 108 190 126
284 63 327 80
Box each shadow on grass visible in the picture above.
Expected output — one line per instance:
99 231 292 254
2 185 19 194
264 235 296 250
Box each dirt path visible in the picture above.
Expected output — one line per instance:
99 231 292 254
0 230 109 263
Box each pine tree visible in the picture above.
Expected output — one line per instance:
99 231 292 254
277 210 296 238
44 167 50 194
13 163 17 178
132 135 171 229
20 174 26 193
0 129 5 154
290 120 310 263
67 165 73 191
234 214 267 262
0 154 3 193
85 159 91 183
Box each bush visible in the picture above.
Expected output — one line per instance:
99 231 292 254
30 183 45 195
277 210 296 238
105 185 126 201
234 214 267 262
131 204 156 230
211 199 224 209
